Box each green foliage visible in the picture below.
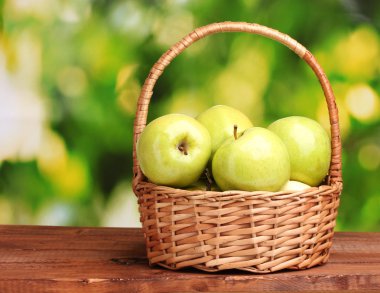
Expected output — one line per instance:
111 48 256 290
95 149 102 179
0 0 379 230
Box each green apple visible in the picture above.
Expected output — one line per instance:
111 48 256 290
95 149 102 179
136 114 211 187
268 116 331 187
212 127 290 192
281 180 311 191
196 105 253 157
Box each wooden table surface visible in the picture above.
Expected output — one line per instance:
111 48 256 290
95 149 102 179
0 226 379 292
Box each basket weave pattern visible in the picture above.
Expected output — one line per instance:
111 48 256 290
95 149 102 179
133 22 343 273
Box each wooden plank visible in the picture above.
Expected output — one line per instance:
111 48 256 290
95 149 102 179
0 225 379 292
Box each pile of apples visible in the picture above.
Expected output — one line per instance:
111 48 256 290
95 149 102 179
136 105 331 192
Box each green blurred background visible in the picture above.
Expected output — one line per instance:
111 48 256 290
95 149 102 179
0 0 379 230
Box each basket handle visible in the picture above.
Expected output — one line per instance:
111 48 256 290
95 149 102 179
132 21 342 189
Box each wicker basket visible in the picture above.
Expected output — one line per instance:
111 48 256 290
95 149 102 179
132 22 343 273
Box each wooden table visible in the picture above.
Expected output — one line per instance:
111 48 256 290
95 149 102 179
0 226 379 292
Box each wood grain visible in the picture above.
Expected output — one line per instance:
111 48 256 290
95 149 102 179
0 225 379 292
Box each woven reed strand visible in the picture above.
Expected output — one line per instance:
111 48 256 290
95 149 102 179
132 22 343 273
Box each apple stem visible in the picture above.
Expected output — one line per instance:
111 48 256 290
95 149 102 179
178 143 188 155
233 124 238 140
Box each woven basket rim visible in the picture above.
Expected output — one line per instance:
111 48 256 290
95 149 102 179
136 180 342 201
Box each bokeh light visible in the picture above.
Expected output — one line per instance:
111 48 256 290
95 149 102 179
212 45 269 124
345 83 380 122
358 144 380 171
101 182 141 228
0 54 46 162
332 26 380 81
57 66 88 98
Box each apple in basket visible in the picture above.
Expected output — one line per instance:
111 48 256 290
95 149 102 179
268 116 331 187
212 126 291 192
281 180 311 191
196 105 253 158
136 113 211 188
